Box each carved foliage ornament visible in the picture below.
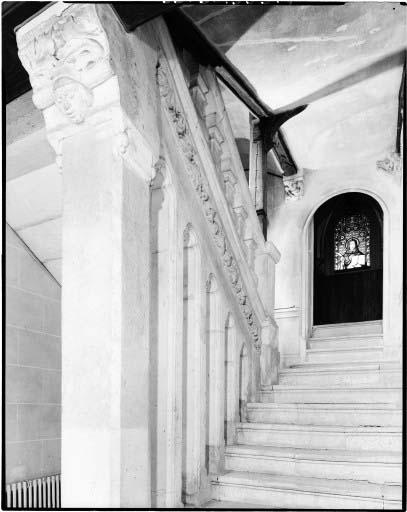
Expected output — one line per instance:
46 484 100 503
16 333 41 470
17 4 112 123
156 55 261 349
283 175 304 201
376 153 402 174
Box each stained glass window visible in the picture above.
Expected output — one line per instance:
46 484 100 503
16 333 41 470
334 214 370 271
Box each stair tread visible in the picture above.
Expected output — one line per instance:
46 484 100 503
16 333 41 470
226 444 402 463
237 422 401 433
306 345 383 353
248 402 400 410
213 471 401 500
262 384 401 390
280 366 401 375
309 333 383 341
288 360 400 370
204 499 270 508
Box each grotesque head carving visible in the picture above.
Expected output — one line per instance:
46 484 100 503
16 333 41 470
53 76 93 123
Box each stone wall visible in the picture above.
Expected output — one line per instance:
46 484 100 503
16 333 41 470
5 224 61 483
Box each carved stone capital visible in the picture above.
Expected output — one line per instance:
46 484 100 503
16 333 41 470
283 174 304 201
16 4 113 124
376 153 402 174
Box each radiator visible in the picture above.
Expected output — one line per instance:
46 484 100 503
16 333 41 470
5 474 61 509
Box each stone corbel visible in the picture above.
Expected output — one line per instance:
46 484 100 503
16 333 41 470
205 112 224 170
16 4 114 126
283 174 304 201
233 206 248 239
189 70 209 120
263 240 281 265
376 153 402 174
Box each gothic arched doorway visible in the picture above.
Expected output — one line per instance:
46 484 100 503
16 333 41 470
313 192 383 325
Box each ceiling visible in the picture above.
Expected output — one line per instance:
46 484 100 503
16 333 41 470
5 4 405 285
183 3 405 170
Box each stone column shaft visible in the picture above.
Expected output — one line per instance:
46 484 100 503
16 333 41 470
61 123 152 507
16 4 155 506
208 291 226 475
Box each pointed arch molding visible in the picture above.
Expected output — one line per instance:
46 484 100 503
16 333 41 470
156 54 261 349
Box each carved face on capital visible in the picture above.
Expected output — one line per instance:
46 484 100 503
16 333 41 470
53 77 93 123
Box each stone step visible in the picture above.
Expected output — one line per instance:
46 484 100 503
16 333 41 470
305 345 384 363
259 385 402 405
311 320 383 338
204 499 269 508
246 402 402 427
211 471 401 509
287 360 400 371
279 367 401 387
235 423 401 451
225 445 402 484
309 334 383 351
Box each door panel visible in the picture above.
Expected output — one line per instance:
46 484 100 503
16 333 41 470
313 193 383 326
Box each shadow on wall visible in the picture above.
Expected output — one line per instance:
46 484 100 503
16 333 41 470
5 225 62 484
182 5 274 53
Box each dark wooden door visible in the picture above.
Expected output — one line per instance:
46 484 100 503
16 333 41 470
313 193 383 325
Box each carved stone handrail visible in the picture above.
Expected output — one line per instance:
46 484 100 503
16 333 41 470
154 17 281 349
156 53 261 348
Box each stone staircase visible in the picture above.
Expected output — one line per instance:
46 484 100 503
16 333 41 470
209 322 402 509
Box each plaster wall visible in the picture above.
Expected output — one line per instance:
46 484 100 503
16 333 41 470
268 160 402 367
5 225 61 483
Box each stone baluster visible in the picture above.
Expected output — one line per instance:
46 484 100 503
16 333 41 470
189 68 209 120
244 237 259 286
205 112 224 171
233 205 248 239
221 156 237 207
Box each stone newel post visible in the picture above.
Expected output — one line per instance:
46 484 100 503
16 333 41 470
16 4 156 507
